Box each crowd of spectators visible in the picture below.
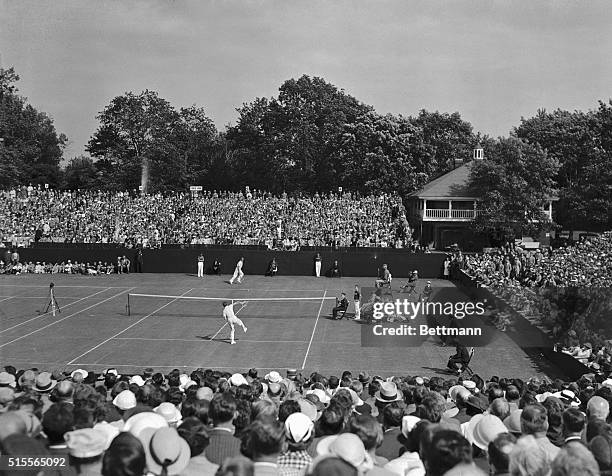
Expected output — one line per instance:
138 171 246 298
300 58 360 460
459 233 612 288
451 234 612 377
0 365 611 476
0 186 411 249
0 249 134 276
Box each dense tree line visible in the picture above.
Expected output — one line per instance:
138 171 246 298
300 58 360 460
0 68 66 188
2 66 611 236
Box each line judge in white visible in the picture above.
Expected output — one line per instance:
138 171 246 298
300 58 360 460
229 256 245 284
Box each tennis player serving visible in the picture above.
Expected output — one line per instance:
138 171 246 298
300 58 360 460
222 301 248 345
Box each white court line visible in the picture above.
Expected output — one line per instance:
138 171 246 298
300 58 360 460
0 297 16 303
0 284 126 288
113 337 308 343
0 288 112 334
0 288 134 347
300 289 328 370
65 289 194 365
0 296 84 299
209 323 228 341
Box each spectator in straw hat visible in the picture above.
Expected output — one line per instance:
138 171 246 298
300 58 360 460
468 414 508 471
113 390 137 417
374 382 403 419
18 369 37 392
34 371 57 393
65 428 107 476
279 412 315 473
0 387 16 411
316 433 374 474
154 402 183 427
71 369 88 384
0 371 17 389
141 427 191 476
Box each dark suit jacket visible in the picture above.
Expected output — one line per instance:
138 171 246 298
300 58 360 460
586 417 611 442
205 428 242 465
376 427 404 460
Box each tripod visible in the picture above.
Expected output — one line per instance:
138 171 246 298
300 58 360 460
44 283 61 316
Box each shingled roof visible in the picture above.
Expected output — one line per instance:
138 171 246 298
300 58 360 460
409 162 476 199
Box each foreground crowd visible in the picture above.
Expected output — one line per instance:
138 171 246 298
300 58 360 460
1 365 611 476
0 187 411 249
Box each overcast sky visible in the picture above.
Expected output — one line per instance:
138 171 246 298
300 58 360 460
2 0 611 159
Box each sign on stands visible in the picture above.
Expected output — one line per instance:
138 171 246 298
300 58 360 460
189 186 203 191
338 187 343 192
522 241 540 249
138 186 143 191
44 183 49 189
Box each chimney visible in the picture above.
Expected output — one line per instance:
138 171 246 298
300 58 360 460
473 144 484 161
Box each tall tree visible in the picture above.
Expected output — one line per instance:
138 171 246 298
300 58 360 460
410 110 478 177
62 156 98 190
0 67 66 188
338 111 428 196
87 90 185 192
468 137 559 244
514 104 612 230
177 105 220 188
226 75 372 193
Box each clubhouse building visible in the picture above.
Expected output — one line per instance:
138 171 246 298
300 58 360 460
407 146 554 250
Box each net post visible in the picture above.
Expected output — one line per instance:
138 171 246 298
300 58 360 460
127 294 131 316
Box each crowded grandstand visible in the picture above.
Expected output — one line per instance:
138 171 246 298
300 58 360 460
0 187 411 249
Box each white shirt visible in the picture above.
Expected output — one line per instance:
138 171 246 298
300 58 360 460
223 304 237 321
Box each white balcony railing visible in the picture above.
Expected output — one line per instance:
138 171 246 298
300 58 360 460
424 209 478 219
421 207 551 221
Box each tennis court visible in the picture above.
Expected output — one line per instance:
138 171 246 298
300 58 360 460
0 273 552 378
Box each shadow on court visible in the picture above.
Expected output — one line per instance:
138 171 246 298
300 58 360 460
196 334 230 343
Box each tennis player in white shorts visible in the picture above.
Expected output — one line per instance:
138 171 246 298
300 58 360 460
222 301 248 345
229 257 244 284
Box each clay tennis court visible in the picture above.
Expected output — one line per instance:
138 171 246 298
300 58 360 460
0 274 559 378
